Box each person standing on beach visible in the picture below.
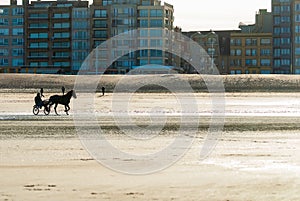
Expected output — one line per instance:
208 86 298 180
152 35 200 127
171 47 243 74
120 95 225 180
102 86 105 96
62 86 65 95
40 88 44 97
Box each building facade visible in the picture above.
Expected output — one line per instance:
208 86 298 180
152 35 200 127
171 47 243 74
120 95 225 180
272 0 293 74
230 33 273 74
229 9 273 74
89 0 174 74
24 0 89 74
0 0 24 73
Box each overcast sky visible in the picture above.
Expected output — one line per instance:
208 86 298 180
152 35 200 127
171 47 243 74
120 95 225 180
2 0 271 31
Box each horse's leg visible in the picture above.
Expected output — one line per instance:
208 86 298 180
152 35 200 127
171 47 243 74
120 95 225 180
54 103 59 115
64 105 69 115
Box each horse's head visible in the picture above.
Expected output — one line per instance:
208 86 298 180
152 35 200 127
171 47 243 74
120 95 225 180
72 90 77 99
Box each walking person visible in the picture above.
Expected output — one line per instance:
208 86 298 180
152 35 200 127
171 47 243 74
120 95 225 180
62 86 65 95
40 88 44 97
102 86 105 96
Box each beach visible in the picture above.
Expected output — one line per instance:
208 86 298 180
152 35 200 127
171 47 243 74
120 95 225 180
1 74 300 200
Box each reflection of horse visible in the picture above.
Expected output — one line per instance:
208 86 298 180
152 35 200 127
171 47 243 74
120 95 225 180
47 90 77 115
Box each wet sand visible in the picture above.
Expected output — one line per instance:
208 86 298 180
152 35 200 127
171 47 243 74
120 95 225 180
1 92 300 200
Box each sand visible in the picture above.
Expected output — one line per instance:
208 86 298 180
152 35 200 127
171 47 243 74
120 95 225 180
1 74 300 200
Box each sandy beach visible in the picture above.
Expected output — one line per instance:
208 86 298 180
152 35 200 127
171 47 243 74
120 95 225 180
1 74 300 200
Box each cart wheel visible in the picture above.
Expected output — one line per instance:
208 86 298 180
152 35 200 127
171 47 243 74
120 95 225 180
44 107 50 115
33 106 39 115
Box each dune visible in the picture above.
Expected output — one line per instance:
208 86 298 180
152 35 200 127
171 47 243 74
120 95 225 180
1 74 300 92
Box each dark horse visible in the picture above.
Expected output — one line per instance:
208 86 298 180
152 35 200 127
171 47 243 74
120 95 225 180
47 90 77 115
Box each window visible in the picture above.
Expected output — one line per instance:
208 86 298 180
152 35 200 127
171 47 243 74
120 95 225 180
274 38 280 46
54 32 70 38
274 16 280 25
29 52 47 58
139 50 148 57
73 41 88 49
53 23 70 29
296 3 300 11
139 9 148 17
29 23 48 29
139 20 148 27
12 49 24 56
94 30 107 38
260 38 271 45
281 27 290 34
274 59 280 67
29 13 48 19
274 6 280 13
150 19 163 27
0 49 8 56
150 9 163 17
94 20 107 28
150 59 163 65
150 39 162 47
73 21 88 29
73 31 87 39
94 10 107 18
12 28 23 36
261 59 271 66
281 16 290 23
0 18 8 25
0 58 8 66
246 49 251 56
281 38 290 45
281 59 290 65
29 33 48 39
12 59 23 67
261 49 271 56
274 49 281 57
0 38 8 46
150 50 162 57
12 7 24 15
54 52 70 58
140 39 148 47
12 18 24 25
102 0 112 6
12 38 24 45
245 39 251 46
281 49 290 55
0 8 9 16
274 27 280 35
150 29 162 37
296 48 300 55
53 13 69 18
281 5 290 12
0 29 9 35
29 42 48 48
53 42 70 48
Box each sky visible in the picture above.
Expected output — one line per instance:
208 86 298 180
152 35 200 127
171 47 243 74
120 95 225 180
2 0 271 31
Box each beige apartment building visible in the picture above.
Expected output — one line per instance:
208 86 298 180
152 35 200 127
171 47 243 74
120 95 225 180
230 33 273 74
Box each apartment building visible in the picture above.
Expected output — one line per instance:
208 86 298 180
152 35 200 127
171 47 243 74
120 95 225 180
229 9 273 74
89 0 174 74
0 0 24 73
230 33 273 74
272 0 293 74
24 0 89 74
